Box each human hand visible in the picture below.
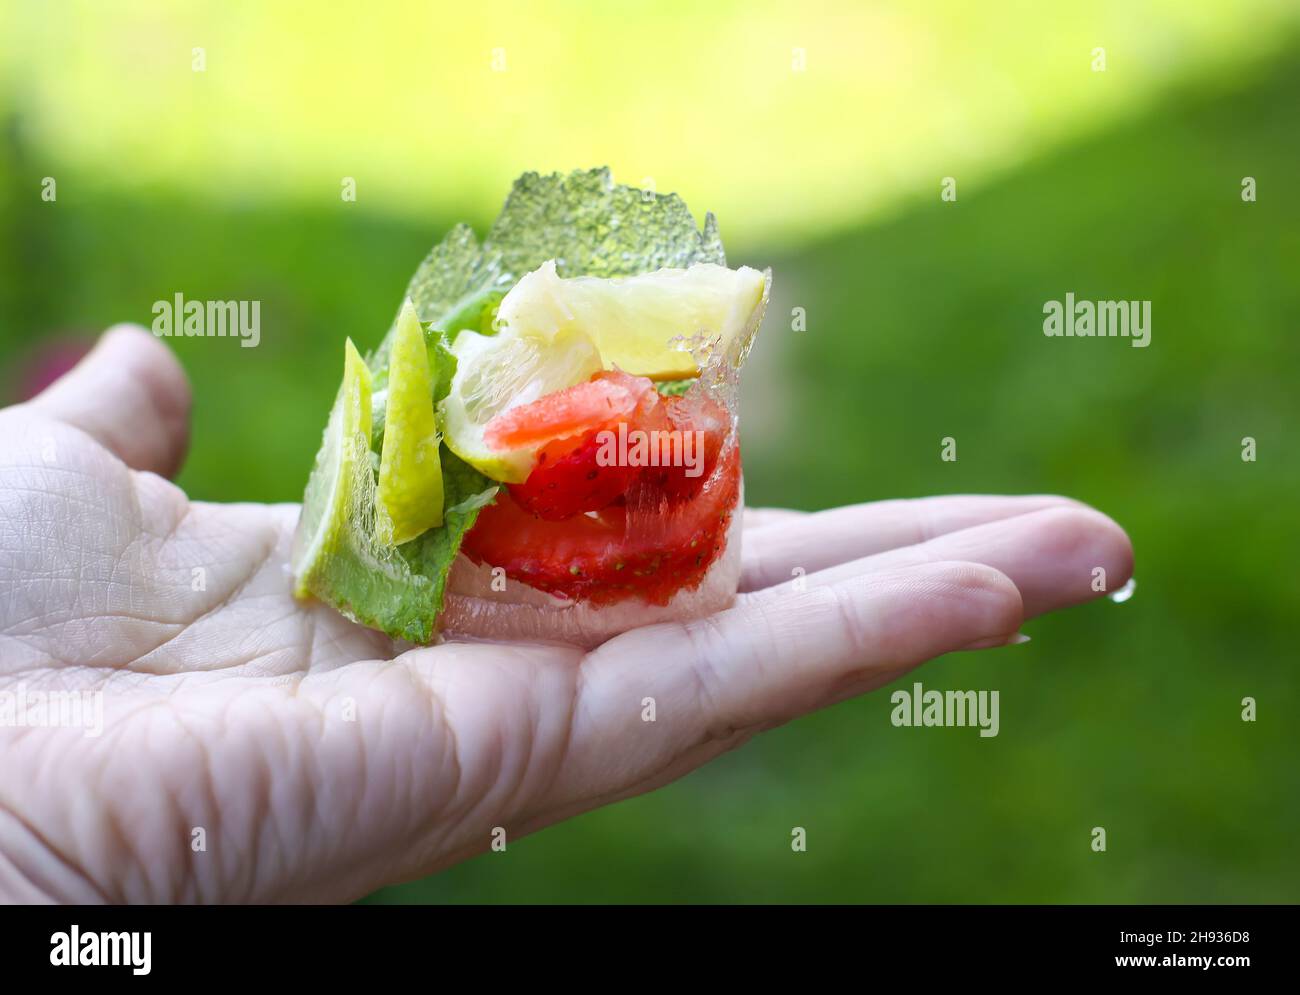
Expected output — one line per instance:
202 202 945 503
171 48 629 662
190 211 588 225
0 326 1132 903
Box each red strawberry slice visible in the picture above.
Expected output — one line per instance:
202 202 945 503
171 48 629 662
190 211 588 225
502 370 667 520
483 370 656 452
463 442 741 605
641 394 730 503
508 430 643 521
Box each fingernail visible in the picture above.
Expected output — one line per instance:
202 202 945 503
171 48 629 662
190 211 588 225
958 631 1031 651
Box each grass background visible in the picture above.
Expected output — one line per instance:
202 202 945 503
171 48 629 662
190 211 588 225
0 2 1296 902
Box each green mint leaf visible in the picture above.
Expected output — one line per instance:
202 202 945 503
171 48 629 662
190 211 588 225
391 445 492 623
446 483 500 516
429 330 457 403
654 378 697 397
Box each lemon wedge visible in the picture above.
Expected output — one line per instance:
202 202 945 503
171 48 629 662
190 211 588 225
494 260 767 379
439 326 603 483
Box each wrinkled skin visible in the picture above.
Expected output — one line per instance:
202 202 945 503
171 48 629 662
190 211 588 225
0 327 1133 903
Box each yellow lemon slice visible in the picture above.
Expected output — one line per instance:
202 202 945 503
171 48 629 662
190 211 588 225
494 260 768 379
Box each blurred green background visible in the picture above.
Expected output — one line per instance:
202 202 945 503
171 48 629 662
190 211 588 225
2 1 1297 902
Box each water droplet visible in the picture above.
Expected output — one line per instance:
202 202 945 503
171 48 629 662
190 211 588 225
1109 577 1136 604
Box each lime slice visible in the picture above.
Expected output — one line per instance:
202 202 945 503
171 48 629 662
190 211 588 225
376 299 444 545
291 338 373 597
439 326 602 483
494 260 768 380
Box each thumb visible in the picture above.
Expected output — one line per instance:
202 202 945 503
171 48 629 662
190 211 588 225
25 324 192 478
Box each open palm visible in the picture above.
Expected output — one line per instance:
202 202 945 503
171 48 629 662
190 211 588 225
0 327 1132 903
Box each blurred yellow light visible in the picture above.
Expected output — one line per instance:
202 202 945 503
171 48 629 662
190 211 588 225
2 0 1295 244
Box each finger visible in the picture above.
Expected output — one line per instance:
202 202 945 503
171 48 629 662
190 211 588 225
24 324 192 478
756 504 1133 620
555 560 1022 810
741 493 1092 591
